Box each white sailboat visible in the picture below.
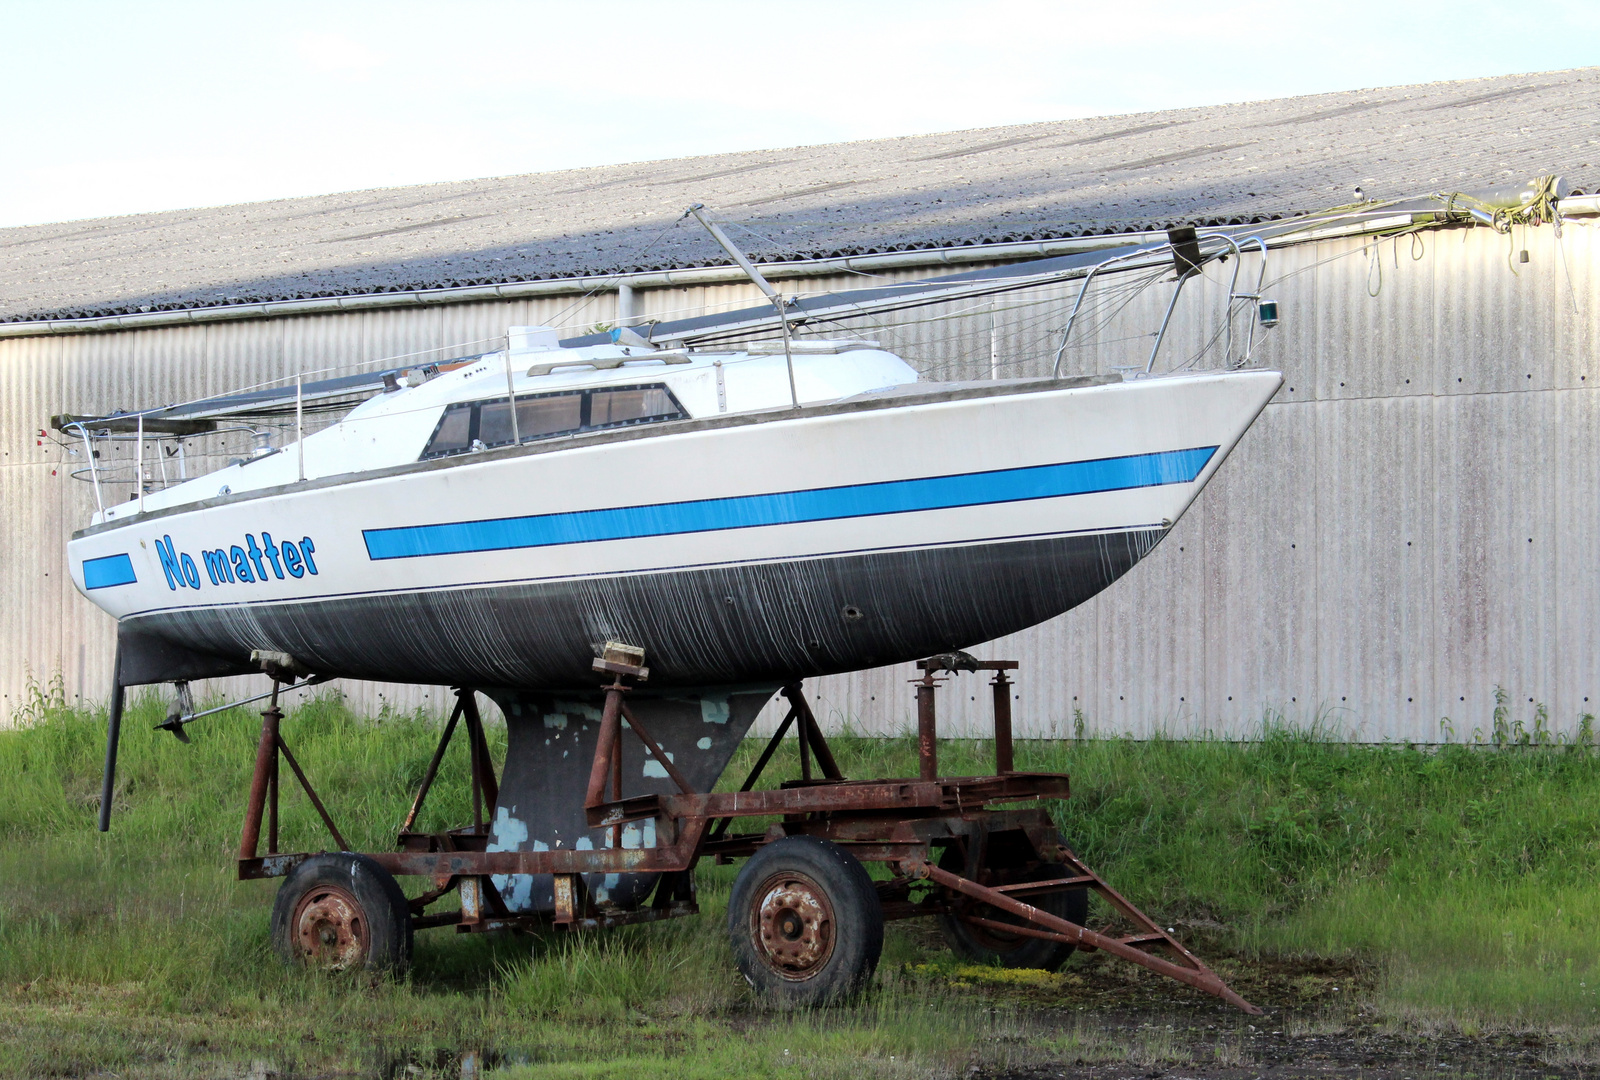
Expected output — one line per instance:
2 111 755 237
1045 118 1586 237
64 226 1280 694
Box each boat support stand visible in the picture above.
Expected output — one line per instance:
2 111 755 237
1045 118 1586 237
233 646 1259 1014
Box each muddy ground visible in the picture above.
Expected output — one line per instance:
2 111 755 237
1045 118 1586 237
983 1020 1582 1080
966 950 1588 1080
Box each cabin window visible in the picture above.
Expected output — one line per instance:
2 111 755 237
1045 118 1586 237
588 386 680 429
420 384 686 460
517 392 586 438
424 404 474 457
478 391 583 449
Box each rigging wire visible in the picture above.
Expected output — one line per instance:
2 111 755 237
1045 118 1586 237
540 214 690 331
59 209 1446 491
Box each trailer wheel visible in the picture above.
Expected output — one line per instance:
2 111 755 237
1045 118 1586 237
729 836 883 1007
270 853 412 975
940 860 1088 972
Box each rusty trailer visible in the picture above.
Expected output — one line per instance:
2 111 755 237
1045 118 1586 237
232 646 1258 1013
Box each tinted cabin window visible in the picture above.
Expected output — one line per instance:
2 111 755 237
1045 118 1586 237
589 387 679 428
518 393 585 438
421 384 685 460
479 392 583 449
425 405 473 457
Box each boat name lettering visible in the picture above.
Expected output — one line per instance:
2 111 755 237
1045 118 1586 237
154 533 319 591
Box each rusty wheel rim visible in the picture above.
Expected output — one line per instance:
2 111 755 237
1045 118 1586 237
751 871 836 981
290 884 369 971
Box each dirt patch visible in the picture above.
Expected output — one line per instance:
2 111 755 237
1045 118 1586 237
912 951 1592 1079
907 946 1369 1013
983 1023 1589 1080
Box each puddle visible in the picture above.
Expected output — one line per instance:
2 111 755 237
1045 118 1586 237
368 1047 522 1079
241 1046 533 1079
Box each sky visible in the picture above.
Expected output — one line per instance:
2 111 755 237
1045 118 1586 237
1 0 1596 229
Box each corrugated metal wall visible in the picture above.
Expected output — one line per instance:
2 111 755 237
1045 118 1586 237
3 222 1595 743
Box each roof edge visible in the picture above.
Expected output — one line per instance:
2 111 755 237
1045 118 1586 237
0 233 1166 339
0 208 1506 340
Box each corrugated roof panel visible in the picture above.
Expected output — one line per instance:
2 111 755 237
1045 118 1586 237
3 68 1597 326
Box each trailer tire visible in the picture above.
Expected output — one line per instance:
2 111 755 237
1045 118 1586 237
940 859 1088 972
270 853 412 975
729 836 883 1008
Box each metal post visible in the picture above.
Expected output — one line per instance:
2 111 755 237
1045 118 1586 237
462 691 498 812
77 425 105 513
295 374 305 482
735 711 795 791
784 684 841 780
992 671 1014 774
96 646 124 832
469 702 484 833
1222 247 1241 366
611 732 623 850
239 682 283 861
708 708 797 841
916 673 938 782
989 300 999 379
584 680 625 811
798 702 812 781
399 697 463 834
503 341 520 446
135 413 144 514
1146 271 1193 374
273 735 349 851
776 300 800 409
1051 247 1152 377
618 702 696 794
552 874 579 924
687 204 800 408
267 745 279 855
1236 236 1269 367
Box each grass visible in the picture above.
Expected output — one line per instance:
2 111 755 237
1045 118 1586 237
2 680 1599 1076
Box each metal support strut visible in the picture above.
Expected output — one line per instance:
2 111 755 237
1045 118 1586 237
238 675 350 865
97 646 125 832
924 856 1260 1015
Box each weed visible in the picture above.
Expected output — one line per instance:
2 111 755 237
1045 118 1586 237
1493 685 1511 745
1211 1033 1247 1065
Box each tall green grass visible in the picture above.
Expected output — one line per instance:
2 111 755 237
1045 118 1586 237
725 722 1600 1026
2 683 1598 1076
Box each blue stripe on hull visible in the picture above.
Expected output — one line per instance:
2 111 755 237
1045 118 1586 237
83 553 137 589
363 447 1216 561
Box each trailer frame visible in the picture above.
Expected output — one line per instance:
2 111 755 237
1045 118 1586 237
232 648 1259 1014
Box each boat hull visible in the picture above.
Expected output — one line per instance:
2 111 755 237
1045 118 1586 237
71 370 1282 689
121 528 1164 687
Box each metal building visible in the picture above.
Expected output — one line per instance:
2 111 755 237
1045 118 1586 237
3 68 1598 741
